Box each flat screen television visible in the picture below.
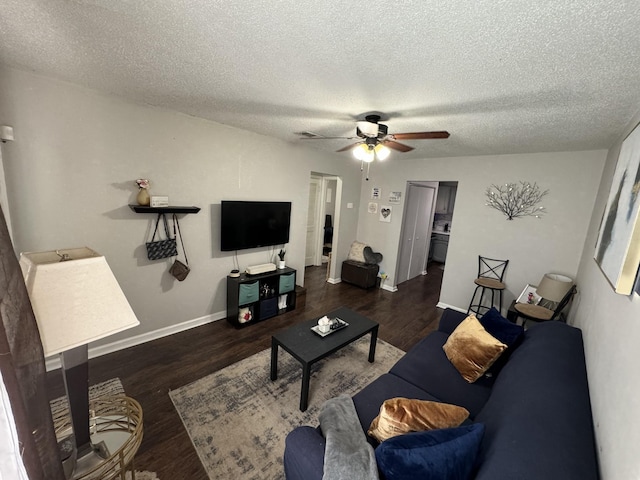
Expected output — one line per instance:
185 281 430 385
220 200 291 251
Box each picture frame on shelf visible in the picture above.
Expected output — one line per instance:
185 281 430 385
516 284 541 305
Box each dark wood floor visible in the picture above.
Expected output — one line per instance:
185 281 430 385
46 263 444 479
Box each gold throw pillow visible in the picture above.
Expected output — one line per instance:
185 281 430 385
443 314 507 383
368 397 470 442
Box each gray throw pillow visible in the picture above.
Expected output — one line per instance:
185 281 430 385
363 246 383 265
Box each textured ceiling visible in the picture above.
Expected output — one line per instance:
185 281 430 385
2 0 640 159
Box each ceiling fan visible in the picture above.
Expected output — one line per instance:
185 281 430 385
299 113 450 180
336 114 450 156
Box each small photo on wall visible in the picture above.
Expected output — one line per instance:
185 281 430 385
368 202 378 214
389 191 402 204
379 205 392 223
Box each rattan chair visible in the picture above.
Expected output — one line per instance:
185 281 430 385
467 256 509 316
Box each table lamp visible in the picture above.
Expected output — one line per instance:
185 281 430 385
536 273 573 307
19 247 140 478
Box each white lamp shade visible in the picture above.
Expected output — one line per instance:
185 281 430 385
20 247 140 356
536 273 573 303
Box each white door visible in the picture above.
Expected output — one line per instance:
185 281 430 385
408 186 434 278
305 177 321 266
397 184 436 283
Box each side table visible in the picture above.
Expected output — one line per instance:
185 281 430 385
507 300 519 323
55 395 143 480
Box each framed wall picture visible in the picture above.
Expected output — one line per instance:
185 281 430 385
379 205 392 223
389 191 402 204
594 121 640 295
516 284 541 305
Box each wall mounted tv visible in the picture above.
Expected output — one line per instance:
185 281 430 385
220 201 292 251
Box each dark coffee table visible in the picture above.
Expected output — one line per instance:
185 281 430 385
270 306 379 411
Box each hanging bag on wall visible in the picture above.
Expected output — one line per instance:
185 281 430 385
145 213 178 260
169 214 190 281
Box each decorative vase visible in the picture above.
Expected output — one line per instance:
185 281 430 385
137 188 150 206
278 260 285 269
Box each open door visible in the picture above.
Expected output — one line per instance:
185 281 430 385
305 176 322 266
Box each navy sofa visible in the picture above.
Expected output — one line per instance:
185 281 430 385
283 308 599 479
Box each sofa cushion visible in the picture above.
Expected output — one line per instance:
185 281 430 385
438 308 469 335
375 423 485 480
479 307 523 346
368 398 469 442
473 322 599 480
352 373 443 440
389 332 493 417
283 426 326 480
443 314 507 382
479 307 525 376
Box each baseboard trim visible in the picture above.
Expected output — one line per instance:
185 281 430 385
381 284 397 292
327 277 341 284
45 309 227 371
436 302 467 313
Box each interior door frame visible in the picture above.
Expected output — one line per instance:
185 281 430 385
306 175 323 266
306 173 342 278
322 176 341 281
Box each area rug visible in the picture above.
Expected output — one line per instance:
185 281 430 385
170 337 404 480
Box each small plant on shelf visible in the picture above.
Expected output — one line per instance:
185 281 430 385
278 249 286 261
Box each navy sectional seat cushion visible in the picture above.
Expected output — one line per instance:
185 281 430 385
388 332 493 417
473 321 598 480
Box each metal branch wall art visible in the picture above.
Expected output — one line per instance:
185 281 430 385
485 181 549 220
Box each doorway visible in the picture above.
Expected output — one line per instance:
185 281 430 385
305 173 342 281
396 182 437 284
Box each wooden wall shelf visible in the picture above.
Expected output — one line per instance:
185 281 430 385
129 205 200 214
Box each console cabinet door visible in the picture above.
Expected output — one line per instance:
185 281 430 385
238 281 259 305
279 272 296 293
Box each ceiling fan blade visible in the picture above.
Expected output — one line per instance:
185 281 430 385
336 142 361 152
301 136 358 140
383 140 414 152
296 131 358 140
392 131 450 140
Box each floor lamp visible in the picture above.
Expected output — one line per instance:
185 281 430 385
20 247 140 479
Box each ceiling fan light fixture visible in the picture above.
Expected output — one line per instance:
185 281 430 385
353 143 375 162
374 144 390 160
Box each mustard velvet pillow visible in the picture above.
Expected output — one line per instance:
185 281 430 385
443 314 507 383
368 397 470 443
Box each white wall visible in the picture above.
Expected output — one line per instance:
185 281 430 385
572 112 640 480
356 150 607 312
0 66 363 348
